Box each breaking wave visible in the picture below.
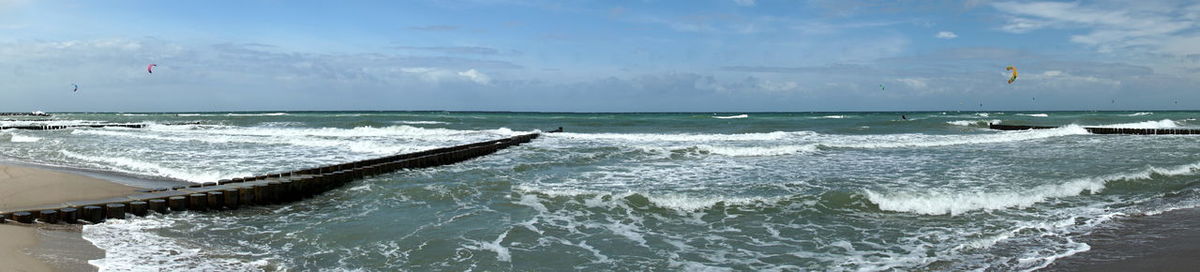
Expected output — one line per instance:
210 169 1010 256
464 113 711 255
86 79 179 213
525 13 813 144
865 161 1200 215
712 114 748 119
947 120 1001 127
1092 119 1180 129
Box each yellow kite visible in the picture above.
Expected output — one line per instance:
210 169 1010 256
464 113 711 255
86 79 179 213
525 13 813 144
1005 66 1018 84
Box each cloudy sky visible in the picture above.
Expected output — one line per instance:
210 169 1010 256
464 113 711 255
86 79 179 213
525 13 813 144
1 0 1198 112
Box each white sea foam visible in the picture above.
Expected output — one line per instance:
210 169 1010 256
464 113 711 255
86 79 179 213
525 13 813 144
643 193 783 211
60 150 246 182
227 112 288 116
817 115 846 119
691 144 819 157
8 133 40 142
946 120 1001 127
826 125 1089 149
1017 113 1049 117
83 216 270 271
515 187 785 212
0 119 105 127
550 131 817 142
866 161 1200 215
464 230 513 262
1092 119 1180 129
176 113 205 117
712 114 748 119
395 120 450 124
1126 112 1153 116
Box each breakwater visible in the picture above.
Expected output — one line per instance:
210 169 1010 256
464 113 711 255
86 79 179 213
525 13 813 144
0 112 51 117
0 124 147 130
989 123 1200 135
0 132 539 225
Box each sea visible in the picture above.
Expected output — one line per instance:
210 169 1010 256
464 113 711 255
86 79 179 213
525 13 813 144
1 111 1199 271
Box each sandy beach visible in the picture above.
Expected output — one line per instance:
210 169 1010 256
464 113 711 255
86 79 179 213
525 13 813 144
1046 207 1200 271
0 164 141 272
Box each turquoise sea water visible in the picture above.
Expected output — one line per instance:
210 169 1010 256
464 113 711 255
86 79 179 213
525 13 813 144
2 111 1200 271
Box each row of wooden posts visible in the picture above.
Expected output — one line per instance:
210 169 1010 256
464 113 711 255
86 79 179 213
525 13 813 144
0 124 148 130
989 123 1200 135
0 133 540 225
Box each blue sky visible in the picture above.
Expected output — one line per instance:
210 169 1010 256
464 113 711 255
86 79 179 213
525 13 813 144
1 0 1198 112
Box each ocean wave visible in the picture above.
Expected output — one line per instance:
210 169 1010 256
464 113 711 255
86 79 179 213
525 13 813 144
514 186 790 212
395 120 450 125
83 215 270 271
1017 113 1049 117
59 150 246 182
7 132 40 142
75 128 432 155
227 112 288 116
549 131 818 142
946 120 1001 127
0 119 106 127
713 114 748 119
688 144 819 157
824 125 1089 149
176 113 205 117
1091 119 1180 129
817 115 846 119
865 161 1200 215
1126 112 1153 117
149 124 521 138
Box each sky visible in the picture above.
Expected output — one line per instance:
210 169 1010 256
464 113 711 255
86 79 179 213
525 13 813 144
1 0 1198 112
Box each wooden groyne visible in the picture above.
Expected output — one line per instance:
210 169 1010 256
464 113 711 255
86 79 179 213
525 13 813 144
0 112 51 117
0 133 540 225
0 124 148 130
0 122 202 130
989 124 1200 135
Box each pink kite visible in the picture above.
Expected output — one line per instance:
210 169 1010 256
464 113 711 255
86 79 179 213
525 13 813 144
147 64 157 74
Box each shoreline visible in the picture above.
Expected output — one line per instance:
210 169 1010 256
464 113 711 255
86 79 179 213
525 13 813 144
1045 207 1200 271
0 163 153 272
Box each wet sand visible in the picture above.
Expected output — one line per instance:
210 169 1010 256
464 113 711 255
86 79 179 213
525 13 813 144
0 164 142 272
1046 207 1200 271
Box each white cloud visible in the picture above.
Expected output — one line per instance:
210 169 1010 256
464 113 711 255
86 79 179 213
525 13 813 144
458 69 492 84
896 78 928 89
396 68 492 84
935 31 958 39
1024 70 1121 87
733 0 756 7
992 1 1198 55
